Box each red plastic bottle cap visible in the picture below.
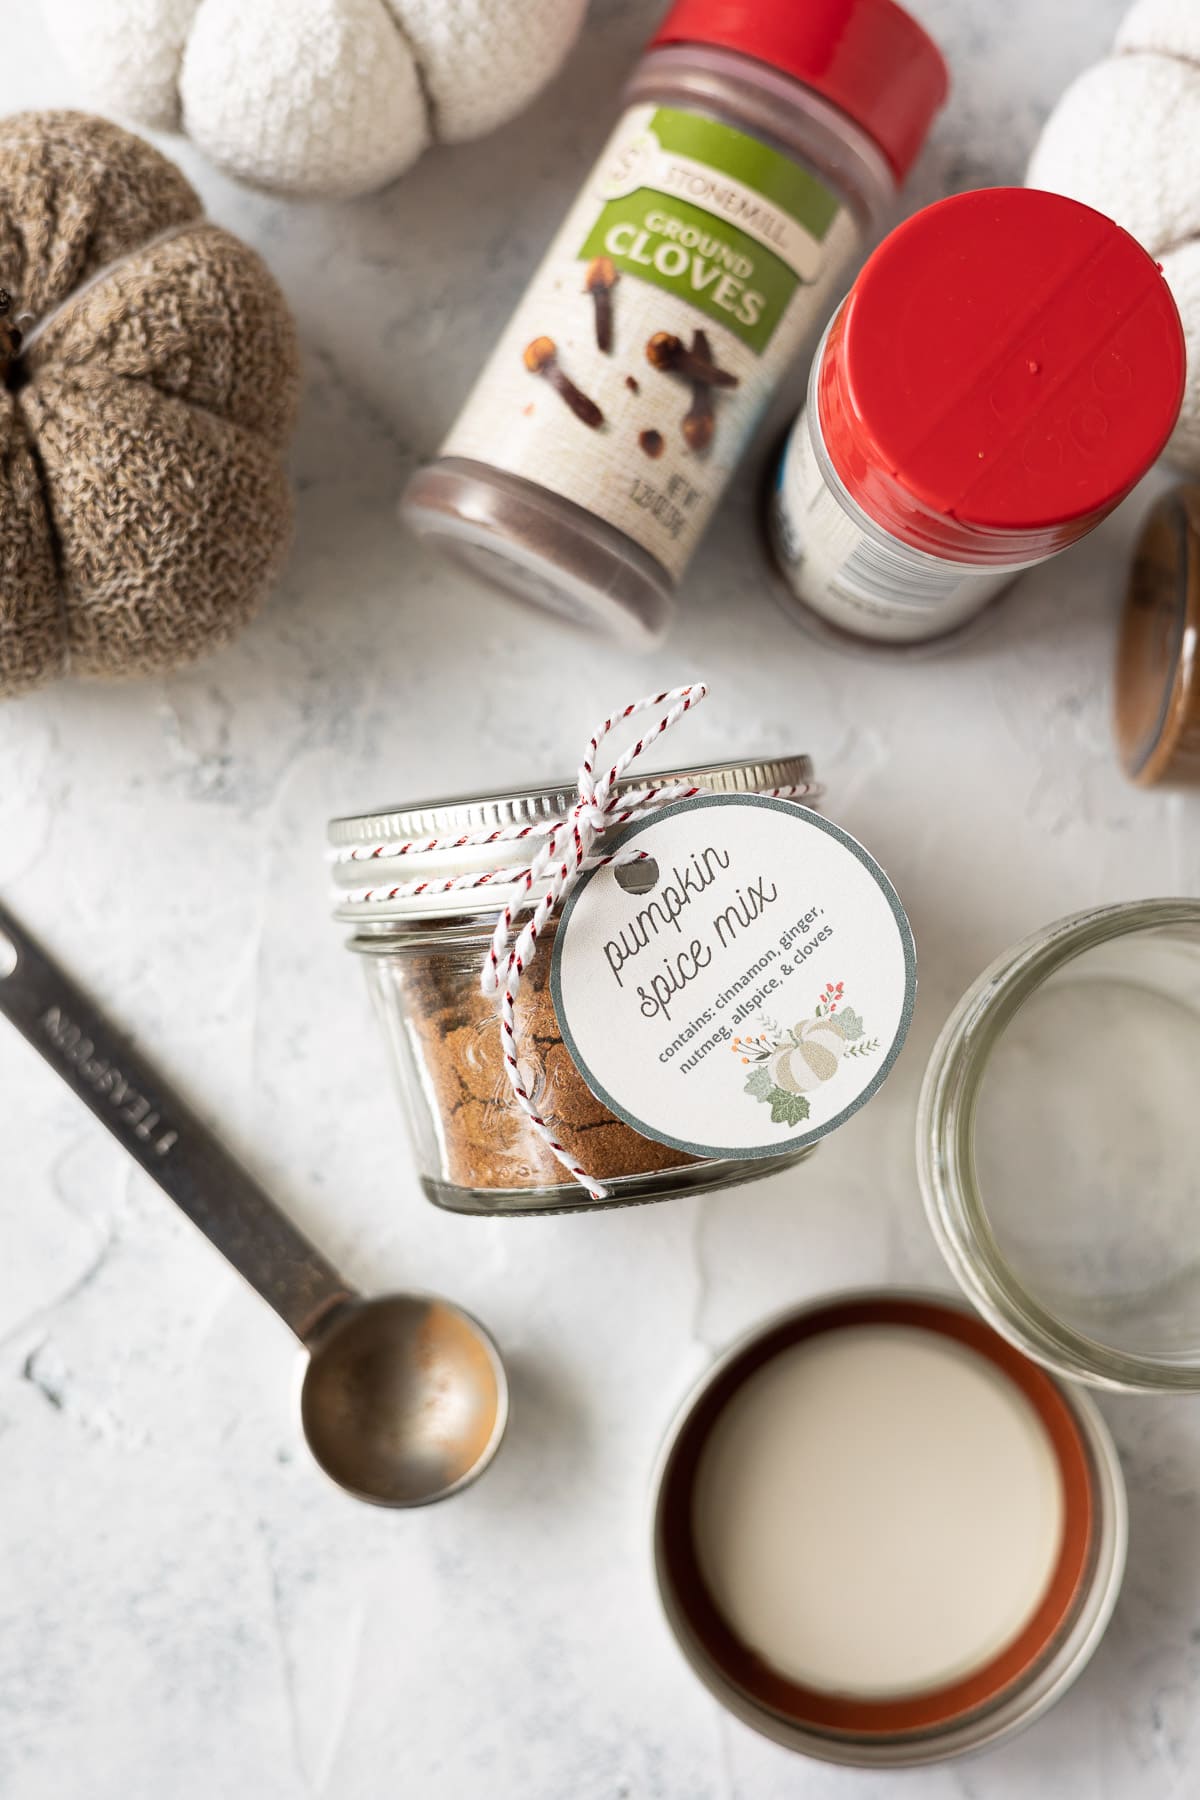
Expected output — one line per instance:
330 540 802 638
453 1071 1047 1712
650 0 948 180
818 188 1186 561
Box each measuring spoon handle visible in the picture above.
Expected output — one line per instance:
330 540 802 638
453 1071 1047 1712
0 901 354 1344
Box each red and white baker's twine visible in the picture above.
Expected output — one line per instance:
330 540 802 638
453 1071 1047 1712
332 685 819 1200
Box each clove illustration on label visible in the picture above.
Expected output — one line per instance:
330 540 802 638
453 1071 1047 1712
585 256 618 353
523 336 604 428
646 327 738 456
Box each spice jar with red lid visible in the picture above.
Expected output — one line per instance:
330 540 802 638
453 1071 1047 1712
403 0 946 648
770 187 1187 647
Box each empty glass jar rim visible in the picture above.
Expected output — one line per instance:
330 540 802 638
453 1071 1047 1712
917 898 1200 1393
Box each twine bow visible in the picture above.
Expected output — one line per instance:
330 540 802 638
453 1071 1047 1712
335 684 816 1201
481 683 711 1199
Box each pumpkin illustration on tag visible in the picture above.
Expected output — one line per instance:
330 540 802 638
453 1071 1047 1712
737 985 881 1127
768 1019 847 1094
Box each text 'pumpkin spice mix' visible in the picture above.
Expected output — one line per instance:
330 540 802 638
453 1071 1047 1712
0 111 300 697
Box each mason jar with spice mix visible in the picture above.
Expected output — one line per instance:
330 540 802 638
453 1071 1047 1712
403 0 947 647
329 729 916 1216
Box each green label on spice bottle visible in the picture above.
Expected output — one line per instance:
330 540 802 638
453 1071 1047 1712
439 103 859 583
580 108 841 355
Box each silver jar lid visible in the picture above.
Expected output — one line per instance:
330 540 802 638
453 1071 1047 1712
329 754 818 922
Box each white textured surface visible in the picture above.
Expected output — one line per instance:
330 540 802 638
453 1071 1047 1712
3 5 1200 1796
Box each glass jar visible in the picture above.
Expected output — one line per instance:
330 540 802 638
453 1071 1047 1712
331 756 823 1216
402 0 946 646
918 900 1200 1391
1115 485 1200 786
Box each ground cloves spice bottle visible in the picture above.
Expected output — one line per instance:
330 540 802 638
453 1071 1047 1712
403 0 946 648
330 757 823 1216
769 187 1186 647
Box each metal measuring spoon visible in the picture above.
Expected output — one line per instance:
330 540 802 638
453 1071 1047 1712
0 902 508 1507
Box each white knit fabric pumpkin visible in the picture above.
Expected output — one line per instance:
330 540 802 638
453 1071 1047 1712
1028 0 1200 471
41 0 589 197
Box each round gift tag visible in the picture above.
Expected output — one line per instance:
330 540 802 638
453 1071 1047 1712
551 796 916 1159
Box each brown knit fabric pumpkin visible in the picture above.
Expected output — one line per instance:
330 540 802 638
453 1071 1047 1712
0 111 301 697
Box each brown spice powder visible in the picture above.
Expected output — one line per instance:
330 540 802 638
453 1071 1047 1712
400 926 694 1193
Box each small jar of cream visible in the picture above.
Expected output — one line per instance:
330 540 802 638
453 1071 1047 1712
654 1291 1126 1766
770 188 1186 647
403 0 946 647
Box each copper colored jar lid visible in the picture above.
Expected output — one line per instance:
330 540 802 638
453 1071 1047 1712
1116 486 1200 786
